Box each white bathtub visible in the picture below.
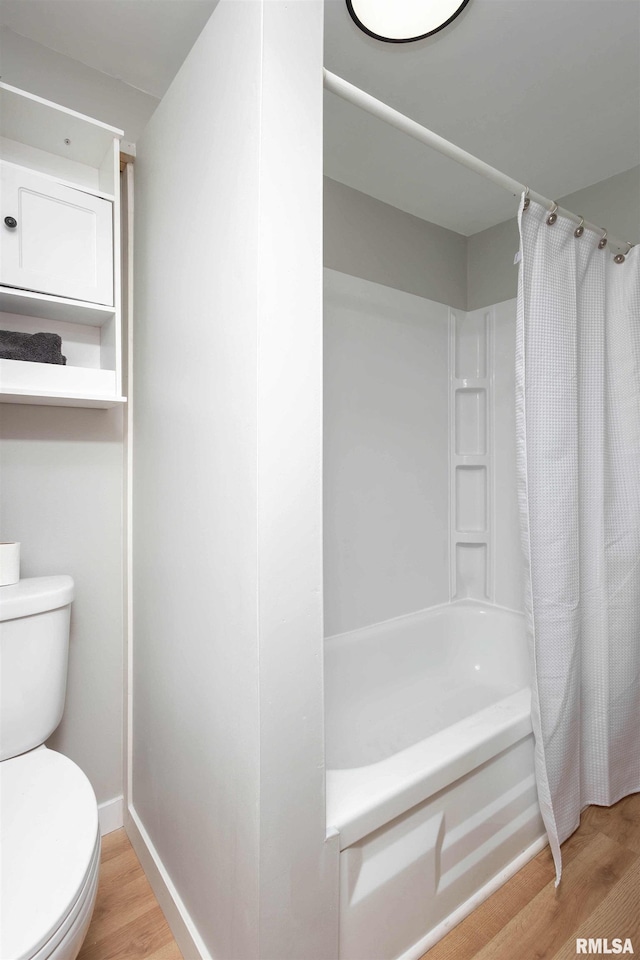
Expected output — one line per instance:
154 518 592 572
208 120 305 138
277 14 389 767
325 600 546 960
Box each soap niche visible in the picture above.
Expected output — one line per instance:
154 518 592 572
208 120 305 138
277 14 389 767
454 311 487 379
455 466 487 533
455 388 486 455
455 543 488 601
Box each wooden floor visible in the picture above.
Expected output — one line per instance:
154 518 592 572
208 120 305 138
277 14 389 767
79 796 639 960
421 792 640 960
77 829 183 960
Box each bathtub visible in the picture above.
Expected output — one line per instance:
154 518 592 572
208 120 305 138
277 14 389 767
325 600 546 960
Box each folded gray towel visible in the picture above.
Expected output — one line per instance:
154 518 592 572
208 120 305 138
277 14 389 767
0 330 67 365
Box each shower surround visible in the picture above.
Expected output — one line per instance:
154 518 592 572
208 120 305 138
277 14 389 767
323 269 544 959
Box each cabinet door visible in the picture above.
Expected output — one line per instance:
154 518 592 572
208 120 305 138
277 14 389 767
1 163 113 306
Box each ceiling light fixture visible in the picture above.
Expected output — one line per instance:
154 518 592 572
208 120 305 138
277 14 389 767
346 0 470 43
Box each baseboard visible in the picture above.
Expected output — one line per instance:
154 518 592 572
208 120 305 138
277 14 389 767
125 804 210 960
396 834 549 960
98 795 124 836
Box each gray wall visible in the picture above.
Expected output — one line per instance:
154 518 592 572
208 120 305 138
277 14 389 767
0 405 124 807
467 166 640 309
132 3 335 958
326 167 640 314
324 177 467 310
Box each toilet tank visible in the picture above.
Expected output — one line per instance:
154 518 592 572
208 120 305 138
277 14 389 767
0 576 74 761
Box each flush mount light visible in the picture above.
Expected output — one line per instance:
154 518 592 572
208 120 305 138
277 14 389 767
346 0 470 43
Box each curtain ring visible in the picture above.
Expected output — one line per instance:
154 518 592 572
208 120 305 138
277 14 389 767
523 187 530 212
614 241 633 265
574 216 585 239
598 229 608 249
546 202 558 226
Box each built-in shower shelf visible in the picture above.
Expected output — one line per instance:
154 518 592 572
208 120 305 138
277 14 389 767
450 307 493 601
453 378 487 389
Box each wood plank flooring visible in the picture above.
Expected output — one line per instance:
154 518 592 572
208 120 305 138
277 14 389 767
79 796 639 960
421 792 640 960
77 829 183 960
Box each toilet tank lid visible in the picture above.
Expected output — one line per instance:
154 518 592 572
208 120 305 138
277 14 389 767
0 576 74 622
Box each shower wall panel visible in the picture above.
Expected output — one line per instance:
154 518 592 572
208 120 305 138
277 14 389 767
324 269 450 636
324 274 523 636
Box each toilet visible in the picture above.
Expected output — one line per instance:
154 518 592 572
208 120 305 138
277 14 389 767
0 577 100 960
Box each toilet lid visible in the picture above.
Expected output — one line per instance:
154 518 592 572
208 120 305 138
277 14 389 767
0 748 99 960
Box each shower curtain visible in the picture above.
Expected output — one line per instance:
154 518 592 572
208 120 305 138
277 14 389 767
515 196 640 882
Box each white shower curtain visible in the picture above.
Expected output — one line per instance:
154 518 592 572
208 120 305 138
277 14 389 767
515 196 640 882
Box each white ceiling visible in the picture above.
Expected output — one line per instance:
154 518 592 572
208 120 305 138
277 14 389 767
324 0 640 234
1 0 637 235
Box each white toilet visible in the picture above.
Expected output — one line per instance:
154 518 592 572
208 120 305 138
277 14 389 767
0 577 101 960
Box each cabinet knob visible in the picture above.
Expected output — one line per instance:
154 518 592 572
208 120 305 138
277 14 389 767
4 216 17 229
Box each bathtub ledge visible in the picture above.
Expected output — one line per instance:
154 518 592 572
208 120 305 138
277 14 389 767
327 688 532 850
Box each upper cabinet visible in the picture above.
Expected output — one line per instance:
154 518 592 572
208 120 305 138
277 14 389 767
1 163 114 305
0 83 126 408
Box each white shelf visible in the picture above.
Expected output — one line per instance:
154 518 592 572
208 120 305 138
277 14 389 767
0 287 115 327
0 358 126 408
0 82 123 169
0 389 126 409
0 356 114 392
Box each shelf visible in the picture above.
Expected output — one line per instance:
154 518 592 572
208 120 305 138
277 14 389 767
0 287 114 327
0 358 125 409
453 454 489 466
0 389 126 409
0 82 123 169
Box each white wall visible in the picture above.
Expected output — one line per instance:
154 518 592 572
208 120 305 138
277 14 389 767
324 269 450 637
0 405 124 807
131 3 335 958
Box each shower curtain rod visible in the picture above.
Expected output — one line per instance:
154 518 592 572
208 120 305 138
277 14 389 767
324 69 631 253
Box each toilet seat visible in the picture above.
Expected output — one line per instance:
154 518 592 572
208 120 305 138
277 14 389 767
0 747 100 960
30 832 100 960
